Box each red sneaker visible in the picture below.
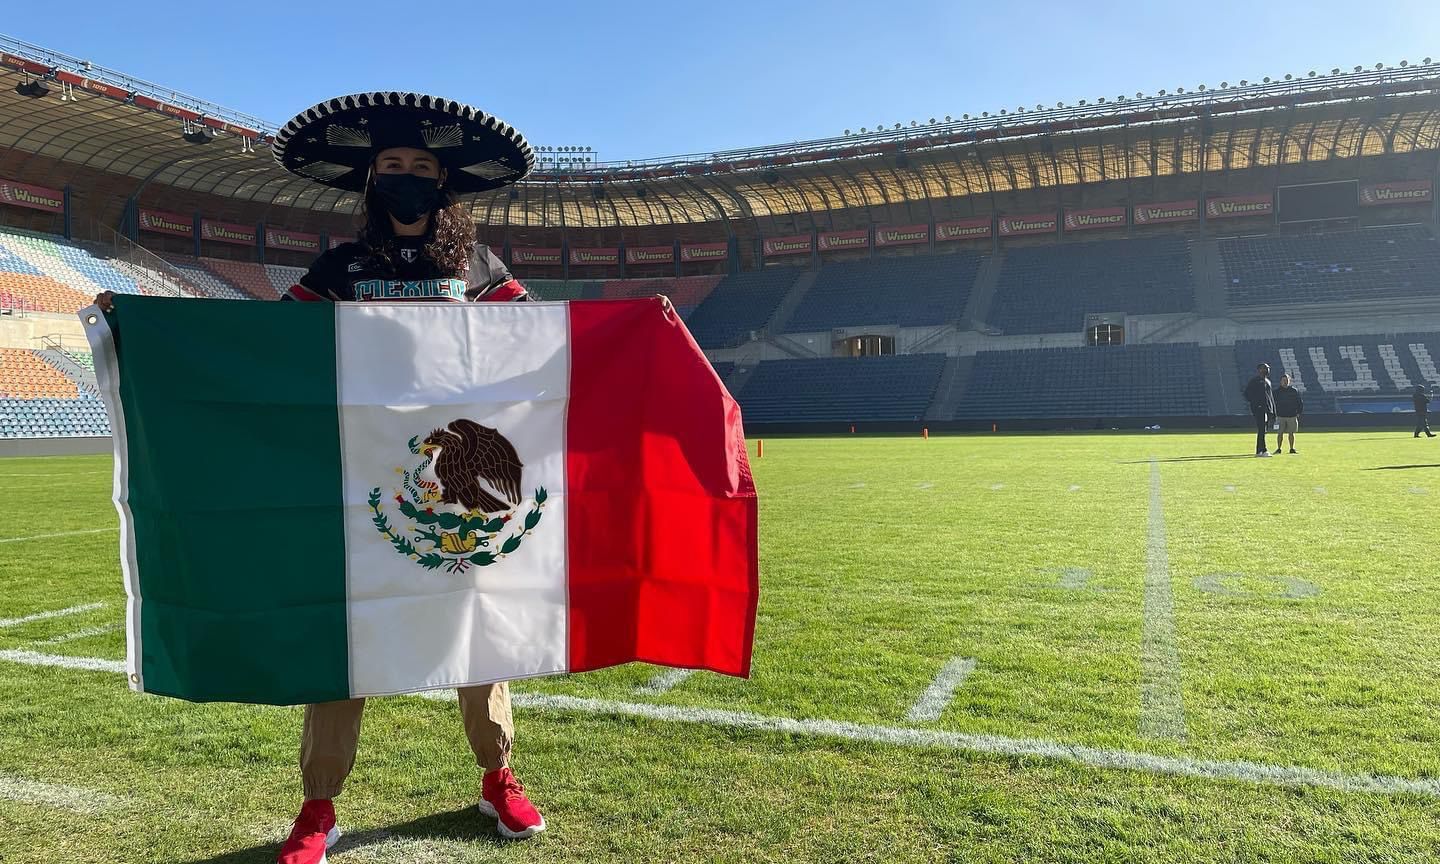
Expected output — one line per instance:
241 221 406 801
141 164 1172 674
479 767 546 839
277 799 340 864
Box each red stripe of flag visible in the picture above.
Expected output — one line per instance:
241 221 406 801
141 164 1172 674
565 299 758 677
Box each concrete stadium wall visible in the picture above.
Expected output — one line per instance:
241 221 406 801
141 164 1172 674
0 436 111 457
0 311 89 351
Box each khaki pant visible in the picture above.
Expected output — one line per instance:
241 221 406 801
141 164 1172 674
300 683 513 800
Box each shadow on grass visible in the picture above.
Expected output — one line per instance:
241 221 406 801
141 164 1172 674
183 806 514 863
1118 454 1257 464
1363 464 1440 471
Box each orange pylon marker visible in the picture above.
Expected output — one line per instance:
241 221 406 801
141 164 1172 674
922 427 929 440
757 439 764 458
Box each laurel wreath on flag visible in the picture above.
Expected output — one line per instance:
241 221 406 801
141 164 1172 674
367 486 547 573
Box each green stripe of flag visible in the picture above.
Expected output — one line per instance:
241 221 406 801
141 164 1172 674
110 297 349 703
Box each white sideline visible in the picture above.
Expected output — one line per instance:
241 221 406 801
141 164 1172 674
0 602 105 629
1141 460 1187 740
906 657 976 723
0 528 117 545
0 772 120 814
4 649 1440 800
639 668 696 694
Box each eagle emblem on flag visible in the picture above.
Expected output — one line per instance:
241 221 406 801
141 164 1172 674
367 419 547 573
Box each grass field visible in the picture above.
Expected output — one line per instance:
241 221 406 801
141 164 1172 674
4 431 1440 863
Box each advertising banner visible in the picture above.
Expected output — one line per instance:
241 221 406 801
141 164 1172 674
139 209 194 238
1063 207 1127 232
875 224 930 247
935 217 992 243
997 213 1058 236
200 220 256 246
816 229 870 252
762 234 813 257
569 247 620 266
1132 199 1199 225
0 178 64 213
511 248 564 266
1205 194 1273 219
680 243 728 263
265 227 321 253
625 246 675 265
1359 180 1432 206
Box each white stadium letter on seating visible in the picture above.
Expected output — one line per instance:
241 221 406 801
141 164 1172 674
1377 345 1413 390
1276 348 1307 392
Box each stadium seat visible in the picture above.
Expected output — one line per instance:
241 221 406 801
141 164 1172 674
685 269 800 348
200 258 281 300
737 354 946 423
785 253 982 332
988 236 1195 335
953 344 1208 418
1220 226 1440 308
159 254 252 301
1235 333 1440 413
0 227 143 299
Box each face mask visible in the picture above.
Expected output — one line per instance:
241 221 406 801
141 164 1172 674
374 173 442 225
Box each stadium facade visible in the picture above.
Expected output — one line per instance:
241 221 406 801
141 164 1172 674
2 33 1440 443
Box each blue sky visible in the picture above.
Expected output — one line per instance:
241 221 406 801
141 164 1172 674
5 1 1438 161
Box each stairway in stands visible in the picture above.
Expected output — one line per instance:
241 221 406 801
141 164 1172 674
925 356 973 420
36 348 99 396
761 268 818 335
961 253 1003 328
1189 238 1229 318
1200 345 1242 415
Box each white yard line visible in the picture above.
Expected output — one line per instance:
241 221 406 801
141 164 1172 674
3 649 1438 800
1141 460 1187 741
1068 485 1082 492
0 649 126 673
989 483 1005 491
0 772 121 814
33 623 123 645
0 602 105 629
906 657 977 723
0 528 117 545
638 668 696 694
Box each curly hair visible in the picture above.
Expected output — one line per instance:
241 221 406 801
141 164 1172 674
357 172 475 277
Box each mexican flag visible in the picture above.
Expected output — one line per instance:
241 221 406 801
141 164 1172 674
83 296 757 706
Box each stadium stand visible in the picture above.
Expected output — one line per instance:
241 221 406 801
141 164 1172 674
266 264 308 297
522 280 602 301
600 275 723 315
161 255 251 301
0 228 142 298
1220 225 1440 308
685 269 800 348
953 344 1208 419
987 236 1195 335
0 271 91 314
0 395 109 438
737 354 946 423
1234 333 1440 413
0 348 78 399
785 253 982 332
200 258 280 300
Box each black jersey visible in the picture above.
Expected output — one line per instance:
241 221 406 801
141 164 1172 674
283 239 527 303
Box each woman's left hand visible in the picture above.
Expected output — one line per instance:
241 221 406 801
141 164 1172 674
655 294 674 318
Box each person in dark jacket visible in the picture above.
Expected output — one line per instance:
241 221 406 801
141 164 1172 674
1416 384 1436 438
1273 374 1303 454
1243 362 1276 457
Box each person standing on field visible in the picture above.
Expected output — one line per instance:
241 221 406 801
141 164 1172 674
1273 374 1303 454
1416 384 1436 438
1242 362 1276 457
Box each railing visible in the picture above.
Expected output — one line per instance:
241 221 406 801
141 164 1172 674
98 227 201 298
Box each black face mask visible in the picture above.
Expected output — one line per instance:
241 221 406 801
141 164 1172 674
374 173 442 225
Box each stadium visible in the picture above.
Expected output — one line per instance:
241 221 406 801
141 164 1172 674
4 28 1440 864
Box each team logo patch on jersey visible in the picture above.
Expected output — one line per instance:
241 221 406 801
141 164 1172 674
347 261 364 272
367 421 547 574
400 248 419 264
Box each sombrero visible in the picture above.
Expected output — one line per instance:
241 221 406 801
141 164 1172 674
271 92 533 194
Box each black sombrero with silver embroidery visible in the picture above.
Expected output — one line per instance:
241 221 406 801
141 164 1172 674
271 92 533 194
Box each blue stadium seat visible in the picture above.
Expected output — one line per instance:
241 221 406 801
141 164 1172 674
989 236 1195 335
1220 226 1440 307
954 344 1207 418
737 354 946 423
784 253 982 332
686 269 800 348
1235 333 1440 413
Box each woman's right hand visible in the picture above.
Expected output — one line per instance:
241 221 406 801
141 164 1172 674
95 291 115 313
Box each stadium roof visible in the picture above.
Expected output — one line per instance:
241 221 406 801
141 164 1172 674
3 33 1440 230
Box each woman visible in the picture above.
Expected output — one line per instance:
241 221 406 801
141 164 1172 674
100 93 549 862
